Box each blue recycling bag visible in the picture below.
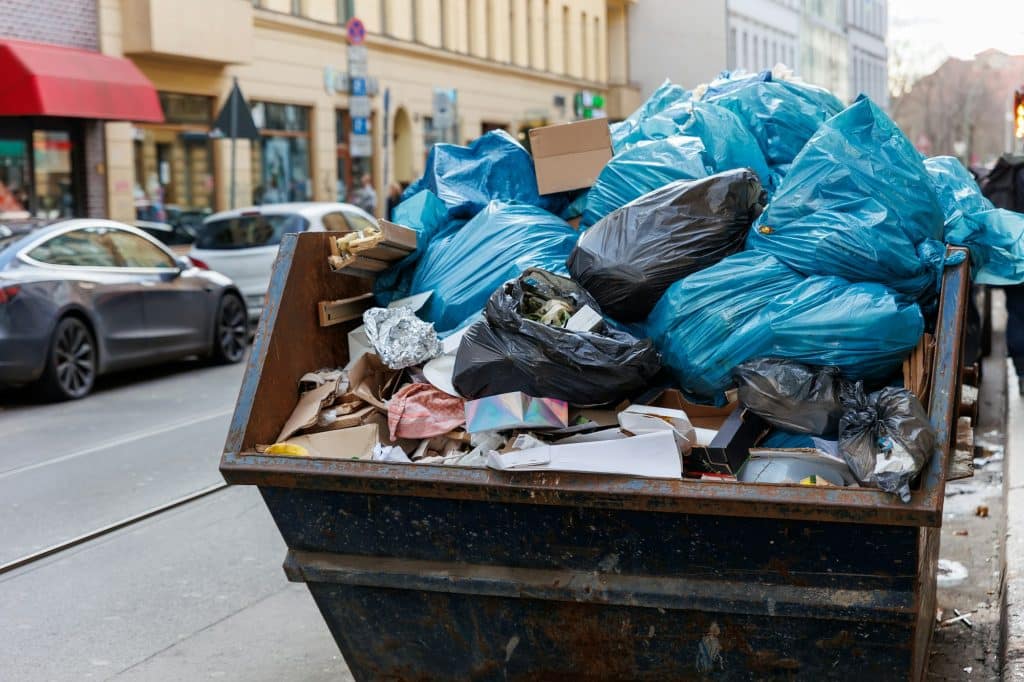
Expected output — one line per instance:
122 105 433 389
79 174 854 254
647 251 804 400
609 79 691 151
409 201 580 332
402 130 567 219
704 79 844 171
723 277 924 383
925 155 1024 285
374 190 461 305
747 97 946 300
581 135 709 228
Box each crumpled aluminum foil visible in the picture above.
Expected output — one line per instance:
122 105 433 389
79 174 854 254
363 307 442 369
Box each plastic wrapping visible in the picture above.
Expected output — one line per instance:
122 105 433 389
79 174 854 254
568 169 765 322
734 359 846 436
401 130 567 218
925 155 1024 285
362 307 442 369
609 79 691 151
747 97 946 301
723 277 924 384
646 251 804 400
409 201 579 333
581 135 709 227
452 269 661 406
704 79 844 170
839 384 936 502
374 190 455 305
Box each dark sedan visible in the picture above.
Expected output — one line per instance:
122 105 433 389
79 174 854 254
0 219 248 400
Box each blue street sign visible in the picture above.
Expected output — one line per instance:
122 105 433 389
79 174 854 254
350 77 366 96
352 117 368 135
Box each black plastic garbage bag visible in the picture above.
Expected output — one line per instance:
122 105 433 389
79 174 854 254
733 359 846 437
839 383 936 503
568 169 765 322
452 269 661 405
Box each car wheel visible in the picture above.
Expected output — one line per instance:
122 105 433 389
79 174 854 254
212 293 247 364
38 317 97 401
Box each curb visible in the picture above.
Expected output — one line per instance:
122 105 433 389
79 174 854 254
1003 367 1024 680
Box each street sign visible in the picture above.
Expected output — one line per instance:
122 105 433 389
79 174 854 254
352 117 369 135
349 95 371 118
211 81 258 140
346 17 366 45
350 77 367 97
350 133 372 157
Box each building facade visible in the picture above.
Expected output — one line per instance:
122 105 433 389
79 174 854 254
97 0 633 222
846 0 887 108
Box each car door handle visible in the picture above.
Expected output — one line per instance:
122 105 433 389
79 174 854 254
140 281 156 287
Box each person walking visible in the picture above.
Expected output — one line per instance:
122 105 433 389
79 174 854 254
350 174 377 216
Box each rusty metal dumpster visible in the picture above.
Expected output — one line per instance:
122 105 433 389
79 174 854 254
220 233 970 681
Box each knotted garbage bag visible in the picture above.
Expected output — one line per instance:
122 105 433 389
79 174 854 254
568 169 765 322
646 251 804 401
839 383 936 503
925 155 1024 285
401 130 568 218
746 97 946 301
452 269 661 405
581 135 709 227
409 201 579 333
733 359 846 436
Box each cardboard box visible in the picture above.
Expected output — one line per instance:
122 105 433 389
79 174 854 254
529 118 612 195
282 423 379 461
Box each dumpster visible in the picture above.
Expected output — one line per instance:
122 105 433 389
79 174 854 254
220 232 969 681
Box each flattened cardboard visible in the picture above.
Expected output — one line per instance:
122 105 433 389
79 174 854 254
347 353 401 410
276 378 340 443
485 430 681 479
529 118 612 195
318 292 375 327
283 423 378 461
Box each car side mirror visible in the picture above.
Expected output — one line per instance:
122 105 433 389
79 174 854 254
173 256 192 273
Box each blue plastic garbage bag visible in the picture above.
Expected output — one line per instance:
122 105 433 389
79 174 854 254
761 430 816 449
746 97 946 300
609 79 691 151
646 251 804 400
620 102 771 186
581 135 709 227
704 79 844 170
408 201 580 332
925 155 1024 285
401 130 567 218
700 70 773 100
731 277 925 383
374 190 459 305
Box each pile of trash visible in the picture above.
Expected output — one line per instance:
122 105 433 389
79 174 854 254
269 65 1024 502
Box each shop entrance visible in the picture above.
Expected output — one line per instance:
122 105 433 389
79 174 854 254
0 121 82 219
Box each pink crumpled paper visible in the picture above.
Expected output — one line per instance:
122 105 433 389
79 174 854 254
388 383 466 440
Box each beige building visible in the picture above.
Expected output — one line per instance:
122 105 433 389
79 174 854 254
96 0 638 222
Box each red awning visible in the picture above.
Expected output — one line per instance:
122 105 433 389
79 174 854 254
0 39 163 122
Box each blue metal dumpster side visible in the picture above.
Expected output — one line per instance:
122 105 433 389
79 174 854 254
221 233 970 681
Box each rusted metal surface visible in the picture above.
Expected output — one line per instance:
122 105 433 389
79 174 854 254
219 234 969 681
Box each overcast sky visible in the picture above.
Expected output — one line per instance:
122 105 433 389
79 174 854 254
890 0 1024 78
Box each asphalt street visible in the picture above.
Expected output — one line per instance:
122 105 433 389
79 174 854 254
0 358 350 680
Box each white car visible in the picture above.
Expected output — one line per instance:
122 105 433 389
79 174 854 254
190 202 377 322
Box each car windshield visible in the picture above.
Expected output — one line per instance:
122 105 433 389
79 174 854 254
194 213 308 250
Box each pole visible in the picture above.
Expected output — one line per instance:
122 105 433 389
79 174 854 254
229 77 238 209
382 88 391 191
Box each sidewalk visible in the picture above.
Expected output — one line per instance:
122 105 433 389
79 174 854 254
1004 368 1024 680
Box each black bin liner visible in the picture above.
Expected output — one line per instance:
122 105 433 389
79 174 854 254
452 269 661 406
839 383 936 503
733 359 846 437
567 168 766 322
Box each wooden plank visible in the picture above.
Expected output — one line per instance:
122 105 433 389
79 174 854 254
318 293 375 327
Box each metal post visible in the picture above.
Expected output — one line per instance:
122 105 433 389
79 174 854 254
229 77 238 209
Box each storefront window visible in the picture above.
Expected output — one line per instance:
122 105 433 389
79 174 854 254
133 92 215 223
335 109 373 207
0 138 30 217
32 131 74 219
251 102 312 205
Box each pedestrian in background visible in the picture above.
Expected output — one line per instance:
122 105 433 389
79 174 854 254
385 182 402 220
350 174 377 216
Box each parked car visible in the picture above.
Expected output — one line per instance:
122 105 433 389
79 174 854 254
135 203 212 251
0 219 248 401
189 202 377 322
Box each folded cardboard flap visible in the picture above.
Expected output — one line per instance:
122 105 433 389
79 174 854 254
276 379 339 443
283 423 379 461
529 118 613 195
